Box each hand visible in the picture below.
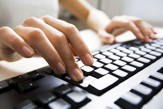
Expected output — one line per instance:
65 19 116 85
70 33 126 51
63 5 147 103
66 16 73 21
98 15 157 44
0 15 94 81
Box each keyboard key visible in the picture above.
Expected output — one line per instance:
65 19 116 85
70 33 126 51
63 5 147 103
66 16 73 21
92 61 104 68
9 75 26 87
150 72 163 81
129 47 139 51
48 98 71 109
81 66 94 76
135 50 146 55
24 70 44 81
115 91 143 109
122 65 136 72
113 60 126 66
142 78 161 88
137 57 150 63
34 92 57 107
99 58 112 64
88 74 118 95
64 90 91 108
122 49 133 54
102 51 113 56
44 67 53 75
110 49 120 53
15 99 38 109
80 76 97 88
0 81 10 93
105 64 118 70
121 57 134 62
112 69 128 77
132 84 152 96
91 68 109 78
108 55 120 60
116 52 127 57
146 45 156 50
144 54 156 60
94 54 106 59
149 51 161 56
77 60 84 68
52 84 72 97
130 61 144 67
155 48 163 53
17 80 37 93
128 53 140 59
141 48 151 52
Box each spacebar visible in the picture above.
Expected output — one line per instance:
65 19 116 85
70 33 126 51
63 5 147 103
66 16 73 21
87 74 119 95
142 88 163 109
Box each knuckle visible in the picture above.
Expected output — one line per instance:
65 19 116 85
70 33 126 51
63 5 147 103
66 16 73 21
64 24 77 33
0 26 11 33
55 32 66 42
123 20 131 26
133 18 142 23
28 28 44 41
40 15 52 20
23 17 37 25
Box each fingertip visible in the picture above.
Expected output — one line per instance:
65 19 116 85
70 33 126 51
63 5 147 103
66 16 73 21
82 53 94 66
71 68 83 82
22 46 34 57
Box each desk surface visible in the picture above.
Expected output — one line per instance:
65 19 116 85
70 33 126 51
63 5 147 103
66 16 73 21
0 27 163 81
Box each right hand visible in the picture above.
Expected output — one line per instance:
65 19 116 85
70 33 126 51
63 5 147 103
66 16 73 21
0 15 94 81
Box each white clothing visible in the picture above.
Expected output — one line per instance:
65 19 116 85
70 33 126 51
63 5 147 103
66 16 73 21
0 0 59 28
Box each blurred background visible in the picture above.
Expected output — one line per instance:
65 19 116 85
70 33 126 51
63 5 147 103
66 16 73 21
59 0 163 31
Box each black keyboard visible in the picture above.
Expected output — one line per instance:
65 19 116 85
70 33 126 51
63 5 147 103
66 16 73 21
1 38 163 109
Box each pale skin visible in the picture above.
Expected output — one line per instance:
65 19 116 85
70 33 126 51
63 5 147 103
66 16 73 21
0 0 157 81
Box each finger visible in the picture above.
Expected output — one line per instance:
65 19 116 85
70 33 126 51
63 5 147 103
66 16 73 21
14 25 66 75
20 17 83 81
127 17 157 41
135 22 157 42
98 30 115 44
106 17 144 40
40 15 94 66
0 27 34 61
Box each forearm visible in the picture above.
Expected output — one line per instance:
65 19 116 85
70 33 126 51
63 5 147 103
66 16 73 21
86 9 111 33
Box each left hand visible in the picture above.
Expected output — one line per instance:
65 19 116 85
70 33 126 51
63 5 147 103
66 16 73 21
97 15 157 44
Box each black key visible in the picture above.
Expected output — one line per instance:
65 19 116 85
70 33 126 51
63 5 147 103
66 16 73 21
34 92 57 107
87 74 118 95
0 81 10 93
52 84 72 97
115 91 143 109
48 98 71 109
24 70 44 81
17 80 37 93
64 90 91 109
44 67 53 75
9 75 26 87
15 99 38 109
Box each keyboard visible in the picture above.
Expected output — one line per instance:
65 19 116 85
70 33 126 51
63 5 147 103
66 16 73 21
1 38 163 109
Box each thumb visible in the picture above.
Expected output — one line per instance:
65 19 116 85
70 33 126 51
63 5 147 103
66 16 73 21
98 30 115 44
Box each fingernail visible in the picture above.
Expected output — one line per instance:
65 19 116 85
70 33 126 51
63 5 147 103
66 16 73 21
22 46 33 57
144 36 150 43
56 62 65 74
73 68 83 81
151 33 157 39
84 53 94 65
108 37 114 44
